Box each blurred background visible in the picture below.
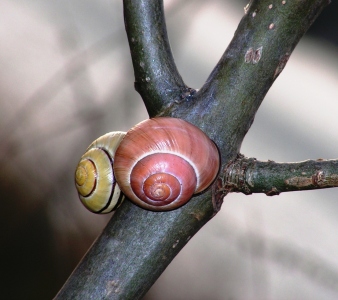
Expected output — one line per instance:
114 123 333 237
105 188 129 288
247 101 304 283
0 0 337 299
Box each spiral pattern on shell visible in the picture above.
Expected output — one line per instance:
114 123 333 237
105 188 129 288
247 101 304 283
75 131 126 213
114 117 220 211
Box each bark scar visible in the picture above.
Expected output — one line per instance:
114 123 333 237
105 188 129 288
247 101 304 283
274 52 290 79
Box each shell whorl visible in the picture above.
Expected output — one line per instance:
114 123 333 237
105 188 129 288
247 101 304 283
75 131 126 214
114 118 220 211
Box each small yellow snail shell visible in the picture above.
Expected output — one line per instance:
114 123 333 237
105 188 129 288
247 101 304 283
114 117 220 211
75 131 126 214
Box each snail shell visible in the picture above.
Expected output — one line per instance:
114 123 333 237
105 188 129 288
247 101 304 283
114 117 220 211
75 131 126 214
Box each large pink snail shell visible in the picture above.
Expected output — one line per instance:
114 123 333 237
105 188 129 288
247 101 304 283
114 117 220 211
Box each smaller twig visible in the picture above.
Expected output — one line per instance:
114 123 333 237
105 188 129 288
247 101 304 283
222 155 338 196
123 0 188 117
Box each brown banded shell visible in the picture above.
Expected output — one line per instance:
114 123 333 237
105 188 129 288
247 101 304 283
75 131 126 213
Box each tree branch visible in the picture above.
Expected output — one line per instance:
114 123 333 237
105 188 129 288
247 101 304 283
223 155 338 195
123 0 189 117
55 0 331 299
171 0 330 164
55 193 214 300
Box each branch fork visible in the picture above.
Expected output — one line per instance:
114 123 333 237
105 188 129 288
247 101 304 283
55 0 332 299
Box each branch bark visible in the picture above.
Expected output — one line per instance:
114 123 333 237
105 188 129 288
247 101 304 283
55 0 331 299
223 156 338 195
123 0 189 116
171 0 331 163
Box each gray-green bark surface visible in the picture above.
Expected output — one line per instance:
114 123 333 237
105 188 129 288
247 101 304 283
55 0 331 299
